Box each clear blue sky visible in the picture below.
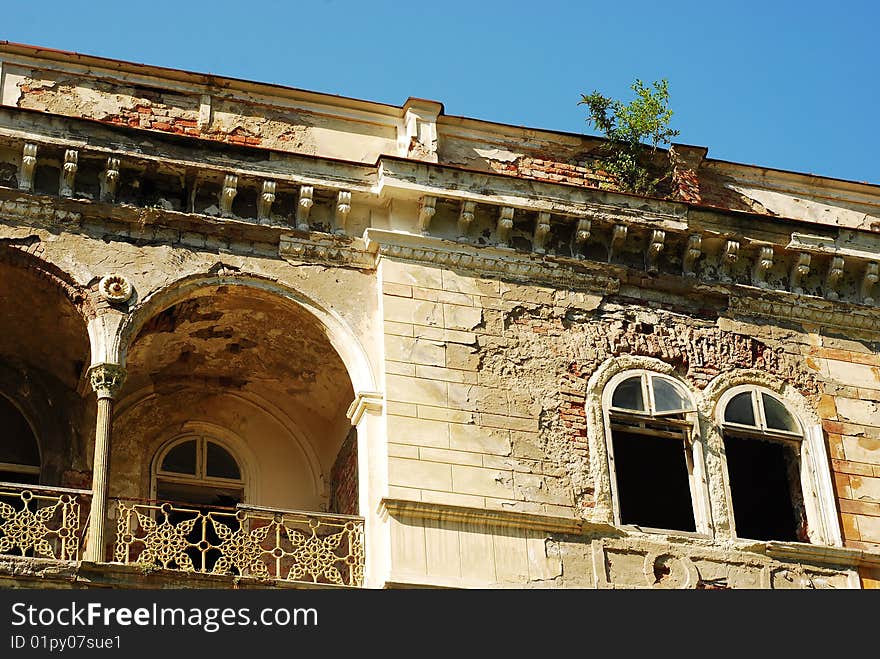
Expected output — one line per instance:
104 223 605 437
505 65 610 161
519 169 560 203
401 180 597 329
3 1 878 184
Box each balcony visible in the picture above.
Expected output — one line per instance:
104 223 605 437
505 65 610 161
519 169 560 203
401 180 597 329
0 484 364 588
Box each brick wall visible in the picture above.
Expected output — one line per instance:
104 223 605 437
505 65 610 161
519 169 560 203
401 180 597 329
330 427 359 516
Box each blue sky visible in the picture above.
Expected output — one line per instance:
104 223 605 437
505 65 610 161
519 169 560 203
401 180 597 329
3 1 877 184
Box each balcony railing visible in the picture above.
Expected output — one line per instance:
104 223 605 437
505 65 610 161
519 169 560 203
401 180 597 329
112 499 365 587
0 482 90 561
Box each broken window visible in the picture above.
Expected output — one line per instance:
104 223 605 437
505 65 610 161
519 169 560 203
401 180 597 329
0 395 40 485
720 388 806 542
605 372 703 533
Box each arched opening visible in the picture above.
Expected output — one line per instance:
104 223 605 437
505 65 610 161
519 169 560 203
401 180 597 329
110 282 364 581
0 251 92 487
718 386 807 542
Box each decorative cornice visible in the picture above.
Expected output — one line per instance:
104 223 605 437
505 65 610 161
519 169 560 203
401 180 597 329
0 198 81 225
278 233 375 269
728 295 880 332
88 363 127 400
364 229 620 295
346 391 384 425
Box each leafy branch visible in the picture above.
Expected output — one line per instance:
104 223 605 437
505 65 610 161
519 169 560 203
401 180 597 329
579 79 680 196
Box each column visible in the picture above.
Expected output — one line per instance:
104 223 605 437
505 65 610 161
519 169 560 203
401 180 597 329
84 363 127 563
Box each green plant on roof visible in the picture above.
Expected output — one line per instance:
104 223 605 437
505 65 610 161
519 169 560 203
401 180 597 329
579 78 680 196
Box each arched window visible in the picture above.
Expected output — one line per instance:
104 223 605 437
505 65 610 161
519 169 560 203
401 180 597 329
718 386 807 542
0 395 40 485
603 371 709 534
153 436 244 507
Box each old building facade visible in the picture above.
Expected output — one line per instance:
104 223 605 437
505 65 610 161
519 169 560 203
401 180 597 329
0 42 878 589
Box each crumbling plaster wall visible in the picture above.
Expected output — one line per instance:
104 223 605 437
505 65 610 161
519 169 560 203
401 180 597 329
2 65 398 164
380 255 880 586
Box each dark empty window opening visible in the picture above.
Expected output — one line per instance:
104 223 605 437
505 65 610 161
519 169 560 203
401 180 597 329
0 395 41 484
612 427 696 532
724 434 804 542
607 372 698 533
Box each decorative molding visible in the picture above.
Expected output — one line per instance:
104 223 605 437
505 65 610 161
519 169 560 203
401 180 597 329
218 174 238 216
88 363 127 400
335 190 351 234
418 195 436 235
789 252 811 295
59 149 78 198
728 295 880 331
98 274 133 304
364 229 619 295
862 262 879 306
646 229 665 273
608 224 627 262
297 185 314 231
683 234 701 277
18 143 37 192
765 541 880 569
0 198 81 225
533 212 551 254
346 391 384 426
825 256 845 301
257 180 276 222
496 206 514 248
99 157 120 202
278 233 375 269
378 498 613 535
457 200 475 242
752 245 774 288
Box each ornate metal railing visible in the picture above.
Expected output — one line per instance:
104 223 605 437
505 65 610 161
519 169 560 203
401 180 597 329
0 482 90 561
112 499 365 586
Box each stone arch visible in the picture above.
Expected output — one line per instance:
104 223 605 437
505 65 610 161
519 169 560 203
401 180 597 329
113 272 376 393
108 272 373 515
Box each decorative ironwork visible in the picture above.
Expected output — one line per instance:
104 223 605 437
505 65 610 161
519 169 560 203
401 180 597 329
113 500 365 586
0 482 88 561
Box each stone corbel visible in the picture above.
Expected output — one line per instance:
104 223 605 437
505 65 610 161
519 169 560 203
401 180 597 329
457 200 475 242
258 180 276 222
789 252 811 295
752 246 774 288
608 224 627 262
645 229 665 273
862 262 879 305
683 234 701 277
18 143 37 192
721 239 740 282
573 218 592 259
346 391 384 426
496 207 515 248
59 149 78 198
825 256 845 300
335 190 352 234
418 196 437 235
99 157 120 202
533 212 551 254
218 174 238 216
297 185 314 231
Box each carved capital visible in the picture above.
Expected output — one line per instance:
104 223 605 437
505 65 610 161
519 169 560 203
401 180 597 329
608 224 627 262
297 185 315 231
59 149 78 198
683 234 701 277
790 252 811 295
335 190 352 234
219 174 238 216
18 143 37 192
752 246 774 288
646 229 666 273
88 363 127 399
100 157 120 202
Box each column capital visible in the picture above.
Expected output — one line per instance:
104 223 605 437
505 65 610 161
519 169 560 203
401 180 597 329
88 363 127 400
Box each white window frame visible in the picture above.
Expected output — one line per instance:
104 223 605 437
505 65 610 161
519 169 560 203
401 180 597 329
715 384 841 546
151 434 247 504
602 369 712 536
